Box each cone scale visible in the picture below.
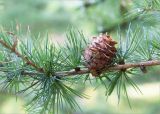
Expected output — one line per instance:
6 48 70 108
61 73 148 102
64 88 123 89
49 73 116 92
84 33 117 76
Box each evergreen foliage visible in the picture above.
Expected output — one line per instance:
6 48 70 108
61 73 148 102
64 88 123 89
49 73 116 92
0 0 160 114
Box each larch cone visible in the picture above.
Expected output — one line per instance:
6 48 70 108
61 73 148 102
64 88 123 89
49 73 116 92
84 33 117 76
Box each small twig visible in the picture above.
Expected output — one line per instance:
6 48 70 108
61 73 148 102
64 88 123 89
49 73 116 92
0 34 44 73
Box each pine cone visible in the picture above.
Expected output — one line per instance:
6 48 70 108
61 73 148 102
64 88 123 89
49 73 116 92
84 33 117 76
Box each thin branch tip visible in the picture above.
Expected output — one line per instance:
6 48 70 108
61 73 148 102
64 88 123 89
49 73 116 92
0 37 44 73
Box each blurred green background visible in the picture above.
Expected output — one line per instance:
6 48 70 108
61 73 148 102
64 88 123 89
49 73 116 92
0 0 160 114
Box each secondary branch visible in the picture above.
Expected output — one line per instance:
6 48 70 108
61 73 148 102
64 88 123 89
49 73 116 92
0 34 44 73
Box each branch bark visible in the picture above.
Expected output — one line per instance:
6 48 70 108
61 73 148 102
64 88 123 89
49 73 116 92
21 60 160 77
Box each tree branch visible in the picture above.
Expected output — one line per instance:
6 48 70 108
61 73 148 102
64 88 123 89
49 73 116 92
21 60 160 77
1 33 160 78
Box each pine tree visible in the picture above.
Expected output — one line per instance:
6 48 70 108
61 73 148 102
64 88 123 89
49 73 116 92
0 0 160 114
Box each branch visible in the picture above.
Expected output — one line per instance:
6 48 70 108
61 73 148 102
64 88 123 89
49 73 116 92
100 6 160 33
21 60 160 77
0 34 44 72
1 32 160 78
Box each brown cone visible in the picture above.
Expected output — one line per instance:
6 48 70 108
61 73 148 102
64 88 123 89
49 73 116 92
84 33 117 76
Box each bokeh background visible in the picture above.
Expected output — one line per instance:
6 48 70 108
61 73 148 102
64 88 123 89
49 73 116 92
0 0 160 114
